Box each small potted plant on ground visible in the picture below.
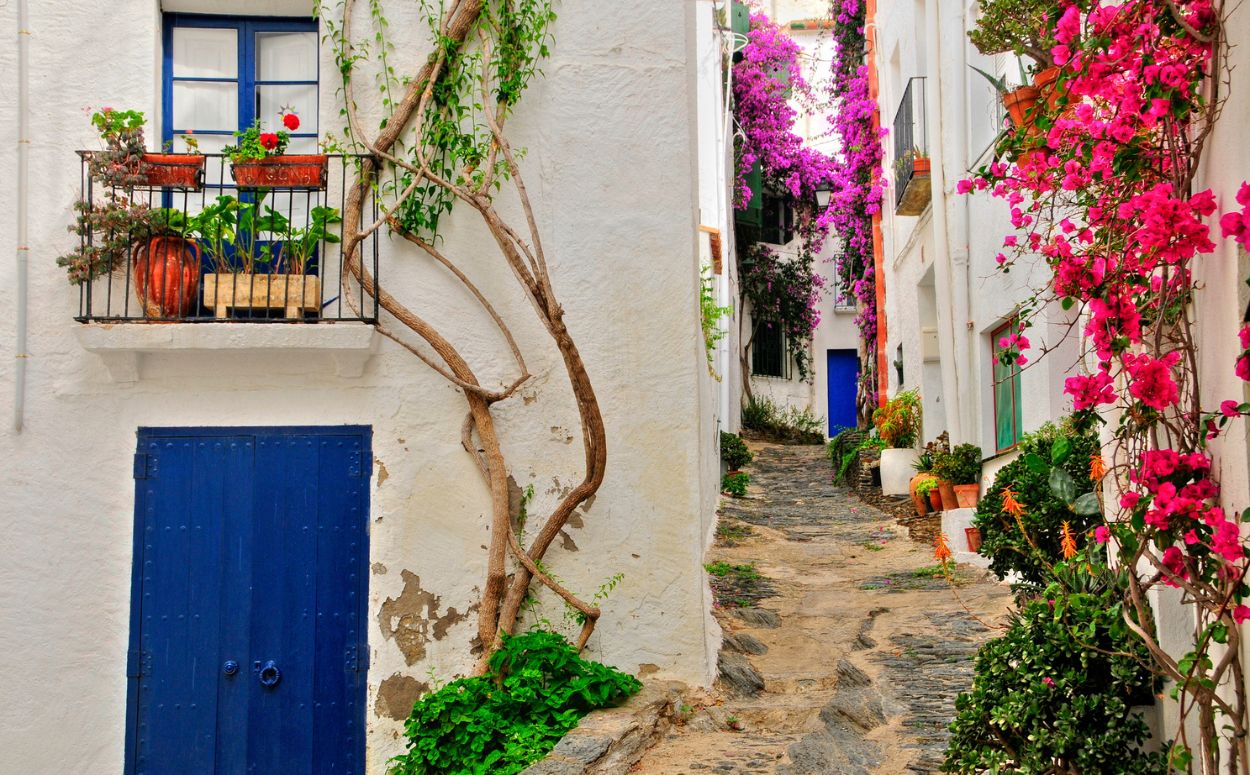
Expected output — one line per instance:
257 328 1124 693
933 443 983 509
909 450 936 515
916 477 940 515
226 112 327 190
873 389 922 496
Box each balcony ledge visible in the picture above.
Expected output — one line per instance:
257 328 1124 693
75 322 380 382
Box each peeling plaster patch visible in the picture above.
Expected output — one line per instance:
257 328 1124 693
558 529 579 552
376 672 430 721
567 511 585 530
377 571 471 665
638 663 660 677
549 426 574 444
507 475 525 520
372 562 388 575
375 459 389 486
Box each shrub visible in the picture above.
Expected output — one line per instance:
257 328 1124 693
872 388 921 448
974 421 1101 587
932 443 982 485
741 395 824 444
966 0 1080 66
828 428 885 484
944 571 1164 774
722 471 750 498
391 630 641 775
720 431 754 470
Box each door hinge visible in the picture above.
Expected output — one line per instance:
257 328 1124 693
127 649 149 677
133 453 155 480
346 644 369 673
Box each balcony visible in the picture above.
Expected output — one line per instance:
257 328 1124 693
893 77 931 216
70 152 379 324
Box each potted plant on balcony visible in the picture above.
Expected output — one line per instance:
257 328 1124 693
130 207 203 318
968 0 1082 124
873 388 922 496
933 443 983 509
88 108 205 190
226 112 327 190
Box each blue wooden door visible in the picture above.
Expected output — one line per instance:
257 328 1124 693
826 349 860 436
126 427 371 775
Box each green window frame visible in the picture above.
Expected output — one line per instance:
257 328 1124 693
991 320 1023 453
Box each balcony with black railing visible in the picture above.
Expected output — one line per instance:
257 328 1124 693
69 152 379 324
893 77 931 216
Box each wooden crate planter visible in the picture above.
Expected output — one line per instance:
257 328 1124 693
203 273 321 319
897 160 932 216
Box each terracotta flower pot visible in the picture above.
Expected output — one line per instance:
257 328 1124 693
965 527 983 553
1003 84 1041 130
231 155 328 189
908 473 931 517
1032 66 1064 111
954 484 980 509
139 153 205 189
928 489 943 512
912 157 931 175
133 236 201 318
937 479 958 511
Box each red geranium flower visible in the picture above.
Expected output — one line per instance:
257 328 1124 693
259 132 280 151
282 113 300 131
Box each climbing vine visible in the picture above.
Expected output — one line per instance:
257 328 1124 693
321 0 609 672
740 243 825 380
961 1 1250 769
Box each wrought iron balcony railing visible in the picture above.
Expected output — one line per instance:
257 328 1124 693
893 77 931 214
71 152 379 324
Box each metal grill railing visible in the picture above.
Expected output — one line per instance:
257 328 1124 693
892 77 928 208
72 152 379 324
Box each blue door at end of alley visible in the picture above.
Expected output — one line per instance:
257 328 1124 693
826 349 859 437
126 426 372 775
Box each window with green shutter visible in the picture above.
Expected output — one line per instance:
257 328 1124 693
991 320 1023 452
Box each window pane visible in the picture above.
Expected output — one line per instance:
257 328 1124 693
284 136 321 155
256 84 318 133
994 377 1015 451
173 81 237 131
257 32 318 81
173 28 238 79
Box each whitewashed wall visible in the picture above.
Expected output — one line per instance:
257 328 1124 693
0 1 721 772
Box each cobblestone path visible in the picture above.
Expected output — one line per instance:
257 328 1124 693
631 443 1013 775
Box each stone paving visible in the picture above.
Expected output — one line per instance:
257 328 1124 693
630 443 1013 775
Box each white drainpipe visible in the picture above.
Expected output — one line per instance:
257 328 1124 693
14 0 30 432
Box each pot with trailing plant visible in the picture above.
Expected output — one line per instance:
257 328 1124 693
908 450 936 515
226 113 327 190
933 443 983 509
873 389 922 496
967 0 1075 127
86 108 205 190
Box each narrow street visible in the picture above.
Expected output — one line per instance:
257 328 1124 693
633 444 1013 775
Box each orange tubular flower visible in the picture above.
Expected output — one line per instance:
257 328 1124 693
1061 520 1078 560
1090 454 1107 481
1002 487 1026 518
935 532 953 563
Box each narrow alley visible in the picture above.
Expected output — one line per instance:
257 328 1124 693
633 444 1013 775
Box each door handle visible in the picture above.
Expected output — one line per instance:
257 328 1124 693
223 660 239 676
256 659 282 688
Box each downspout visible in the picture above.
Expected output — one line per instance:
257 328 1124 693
924 0 968 442
14 0 30 433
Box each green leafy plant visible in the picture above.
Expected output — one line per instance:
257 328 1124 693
828 427 886 484
278 206 343 274
704 561 760 580
223 114 296 163
720 432 754 470
722 471 750 498
932 443 982 486
944 569 1164 774
701 268 733 379
915 476 939 498
741 395 824 444
390 630 640 775
871 388 921 448
973 421 1101 587
966 0 1084 66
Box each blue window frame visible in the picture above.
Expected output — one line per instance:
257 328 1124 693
162 14 319 151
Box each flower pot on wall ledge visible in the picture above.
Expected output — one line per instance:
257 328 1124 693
1003 84 1041 130
953 483 980 509
965 527 983 553
232 155 329 190
1032 65 1064 111
880 448 921 496
139 153 205 190
937 479 958 510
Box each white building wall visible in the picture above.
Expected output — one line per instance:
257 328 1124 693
0 2 722 772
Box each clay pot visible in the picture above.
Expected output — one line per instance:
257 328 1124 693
937 479 958 511
965 527 983 553
954 483 980 509
908 473 931 517
133 236 201 318
928 489 943 512
1032 66 1064 111
139 153 205 189
912 157 931 176
232 155 328 189
1003 84 1041 130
